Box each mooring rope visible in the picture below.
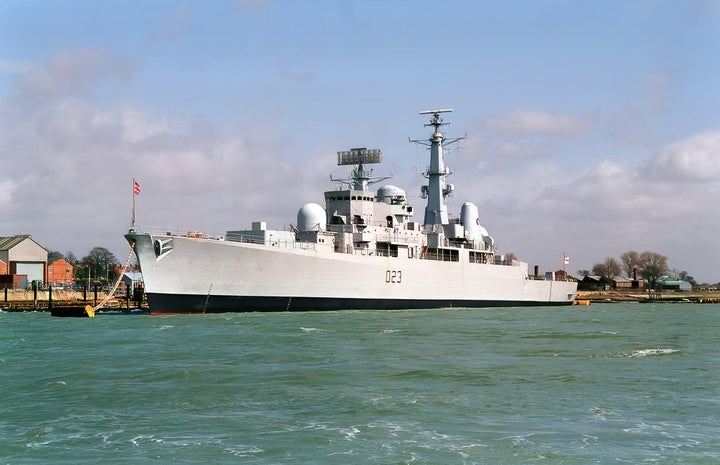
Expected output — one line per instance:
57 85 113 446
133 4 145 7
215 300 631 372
93 243 135 311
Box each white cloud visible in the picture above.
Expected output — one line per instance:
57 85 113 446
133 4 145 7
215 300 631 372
482 110 592 137
121 108 171 143
0 179 18 212
11 49 133 105
645 131 720 181
0 50 326 259
0 59 31 75
448 128 720 282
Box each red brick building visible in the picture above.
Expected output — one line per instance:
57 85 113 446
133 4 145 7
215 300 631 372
47 258 74 286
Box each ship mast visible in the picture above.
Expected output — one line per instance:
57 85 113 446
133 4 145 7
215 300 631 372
411 109 464 225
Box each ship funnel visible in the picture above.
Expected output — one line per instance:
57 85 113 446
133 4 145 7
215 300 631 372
460 202 491 247
297 203 327 232
460 202 481 242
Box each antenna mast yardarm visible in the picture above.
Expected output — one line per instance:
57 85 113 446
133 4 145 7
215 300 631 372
410 109 464 225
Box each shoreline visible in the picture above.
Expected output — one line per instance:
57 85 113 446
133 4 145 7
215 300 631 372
576 289 720 304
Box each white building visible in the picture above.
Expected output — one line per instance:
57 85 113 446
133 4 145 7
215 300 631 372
0 235 48 284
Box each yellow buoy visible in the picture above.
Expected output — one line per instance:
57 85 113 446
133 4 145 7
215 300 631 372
85 305 95 318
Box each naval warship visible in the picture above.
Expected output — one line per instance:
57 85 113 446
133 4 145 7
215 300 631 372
126 110 577 314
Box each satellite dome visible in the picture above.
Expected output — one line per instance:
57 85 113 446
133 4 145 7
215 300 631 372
297 203 326 232
376 185 406 204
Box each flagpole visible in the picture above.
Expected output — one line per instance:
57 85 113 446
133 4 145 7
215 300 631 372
131 178 136 228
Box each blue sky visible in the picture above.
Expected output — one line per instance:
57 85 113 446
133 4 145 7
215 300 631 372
1 0 720 281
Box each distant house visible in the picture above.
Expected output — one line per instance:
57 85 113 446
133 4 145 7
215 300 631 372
578 275 612 291
613 276 634 289
553 270 577 282
0 235 48 284
657 276 692 291
47 258 74 286
578 274 648 291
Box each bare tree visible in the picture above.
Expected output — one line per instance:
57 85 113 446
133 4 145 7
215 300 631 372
677 270 698 287
591 257 622 279
48 251 63 264
64 251 79 266
78 247 120 285
620 251 642 278
638 251 669 288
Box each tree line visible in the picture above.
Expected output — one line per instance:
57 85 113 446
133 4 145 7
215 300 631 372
578 251 697 287
48 247 121 285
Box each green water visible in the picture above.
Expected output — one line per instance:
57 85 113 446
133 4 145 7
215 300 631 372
1 303 719 464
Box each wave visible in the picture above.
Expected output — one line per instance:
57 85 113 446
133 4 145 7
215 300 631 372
619 348 681 358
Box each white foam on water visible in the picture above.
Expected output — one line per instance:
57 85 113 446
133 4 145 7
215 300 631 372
629 348 680 358
340 426 360 440
499 433 537 447
130 435 153 447
300 327 333 333
223 445 264 457
591 406 615 419
580 434 599 446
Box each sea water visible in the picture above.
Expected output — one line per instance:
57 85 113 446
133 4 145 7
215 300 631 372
1 303 719 464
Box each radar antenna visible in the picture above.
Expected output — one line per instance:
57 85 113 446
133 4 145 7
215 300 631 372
419 108 453 130
331 147 390 191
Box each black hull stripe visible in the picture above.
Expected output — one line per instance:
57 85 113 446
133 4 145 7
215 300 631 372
147 293 573 314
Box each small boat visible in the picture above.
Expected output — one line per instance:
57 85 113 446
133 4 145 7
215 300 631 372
50 305 95 318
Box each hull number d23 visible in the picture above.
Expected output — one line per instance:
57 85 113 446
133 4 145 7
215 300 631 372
385 270 402 284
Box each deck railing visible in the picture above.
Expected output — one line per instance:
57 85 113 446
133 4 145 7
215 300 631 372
135 226 526 270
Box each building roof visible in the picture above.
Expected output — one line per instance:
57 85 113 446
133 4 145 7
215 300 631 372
0 235 48 252
123 272 143 282
49 258 72 267
657 276 692 286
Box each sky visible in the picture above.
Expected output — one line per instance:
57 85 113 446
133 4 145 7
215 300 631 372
1 0 720 282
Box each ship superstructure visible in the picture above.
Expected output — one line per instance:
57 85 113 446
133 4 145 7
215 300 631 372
126 110 577 313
